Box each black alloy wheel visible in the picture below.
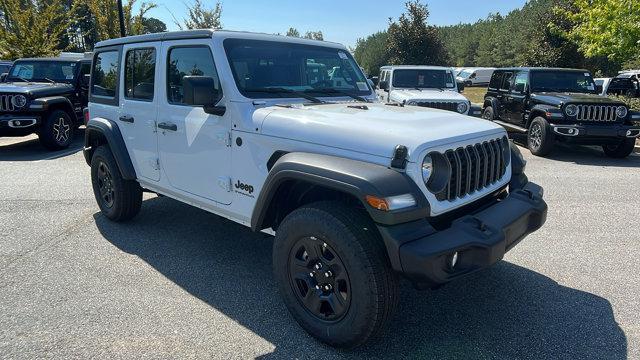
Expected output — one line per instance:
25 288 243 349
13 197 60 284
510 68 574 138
288 236 351 322
96 160 115 208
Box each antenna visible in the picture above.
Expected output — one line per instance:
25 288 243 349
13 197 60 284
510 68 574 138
117 0 126 37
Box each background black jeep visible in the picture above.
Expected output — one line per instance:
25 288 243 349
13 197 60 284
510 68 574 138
0 56 91 150
482 67 640 158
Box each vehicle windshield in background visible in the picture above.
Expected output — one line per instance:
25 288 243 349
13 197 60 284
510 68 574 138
224 39 371 99
457 70 472 79
530 71 596 94
8 61 77 83
392 69 455 89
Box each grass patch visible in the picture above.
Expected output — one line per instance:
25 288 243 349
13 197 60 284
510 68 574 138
461 86 487 105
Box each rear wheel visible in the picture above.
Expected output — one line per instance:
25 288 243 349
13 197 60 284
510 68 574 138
90 145 142 221
602 138 636 158
39 110 75 150
527 117 555 156
273 202 399 348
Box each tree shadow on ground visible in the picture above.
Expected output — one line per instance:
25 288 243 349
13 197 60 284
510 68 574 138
95 197 627 359
0 129 84 162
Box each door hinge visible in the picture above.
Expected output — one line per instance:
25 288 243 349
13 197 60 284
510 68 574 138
216 131 232 147
218 177 232 192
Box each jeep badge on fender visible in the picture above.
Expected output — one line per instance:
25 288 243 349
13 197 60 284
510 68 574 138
84 30 547 349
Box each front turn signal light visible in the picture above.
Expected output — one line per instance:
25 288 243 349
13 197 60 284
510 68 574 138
366 194 416 211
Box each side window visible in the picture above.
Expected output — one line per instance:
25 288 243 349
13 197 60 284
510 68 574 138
488 72 502 90
512 72 528 93
80 63 91 76
92 51 119 98
500 72 513 91
125 48 156 101
167 46 221 105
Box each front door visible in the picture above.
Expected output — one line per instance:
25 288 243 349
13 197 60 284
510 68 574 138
506 71 529 125
118 43 161 181
157 41 232 205
496 71 513 121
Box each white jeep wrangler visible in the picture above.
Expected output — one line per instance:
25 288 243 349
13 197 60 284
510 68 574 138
377 65 481 116
84 30 547 348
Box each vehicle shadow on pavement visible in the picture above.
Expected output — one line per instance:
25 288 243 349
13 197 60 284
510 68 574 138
0 129 84 162
510 134 640 168
95 197 627 360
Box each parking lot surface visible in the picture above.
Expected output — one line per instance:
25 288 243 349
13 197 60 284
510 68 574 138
0 132 639 359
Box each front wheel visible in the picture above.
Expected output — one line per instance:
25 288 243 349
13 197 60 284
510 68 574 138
482 106 495 120
39 110 75 150
602 138 636 158
273 202 399 348
90 146 142 222
527 117 555 156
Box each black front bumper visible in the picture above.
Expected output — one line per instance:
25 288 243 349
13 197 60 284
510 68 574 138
550 122 640 143
377 182 547 288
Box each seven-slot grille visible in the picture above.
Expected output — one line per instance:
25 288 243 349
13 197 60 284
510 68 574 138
415 101 459 112
0 94 17 112
575 105 619 122
439 137 509 201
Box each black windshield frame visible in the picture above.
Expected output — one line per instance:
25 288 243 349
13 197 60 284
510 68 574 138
223 38 372 99
530 70 597 94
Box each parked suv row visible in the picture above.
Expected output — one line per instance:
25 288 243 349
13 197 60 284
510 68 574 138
482 67 640 158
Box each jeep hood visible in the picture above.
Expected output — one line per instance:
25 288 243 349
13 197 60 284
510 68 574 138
257 103 504 162
0 82 74 97
532 92 624 106
390 89 468 103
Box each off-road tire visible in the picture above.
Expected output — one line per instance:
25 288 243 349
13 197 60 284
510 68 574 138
602 138 636 158
273 201 399 349
39 110 75 150
482 106 495 120
91 145 142 221
527 117 555 156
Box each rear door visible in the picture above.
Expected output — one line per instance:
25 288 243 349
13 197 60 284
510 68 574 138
157 40 232 205
506 71 529 124
117 43 161 181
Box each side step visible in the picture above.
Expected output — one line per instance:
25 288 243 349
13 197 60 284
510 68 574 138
493 120 528 132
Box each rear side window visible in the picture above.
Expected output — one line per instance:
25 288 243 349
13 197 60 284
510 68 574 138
167 46 220 105
125 48 156 101
488 72 502 89
92 51 119 98
500 72 513 91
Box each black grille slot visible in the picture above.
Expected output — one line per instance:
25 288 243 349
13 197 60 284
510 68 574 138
576 104 619 122
441 137 508 201
416 101 458 112
0 94 17 112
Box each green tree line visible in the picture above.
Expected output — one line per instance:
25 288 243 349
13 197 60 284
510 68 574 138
0 0 222 59
355 0 640 77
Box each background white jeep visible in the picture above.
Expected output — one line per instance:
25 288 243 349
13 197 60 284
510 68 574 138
84 30 547 348
377 65 481 116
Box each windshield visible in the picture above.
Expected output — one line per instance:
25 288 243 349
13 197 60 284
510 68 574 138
392 69 455 89
224 39 371 99
530 70 596 94
458 70 472 79
8 61 78 83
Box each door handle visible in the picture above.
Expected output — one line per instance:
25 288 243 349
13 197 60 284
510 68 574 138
157 122 177 131
119 115 134 123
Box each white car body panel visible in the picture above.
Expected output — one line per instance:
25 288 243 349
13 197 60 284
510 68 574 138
89 31 511 225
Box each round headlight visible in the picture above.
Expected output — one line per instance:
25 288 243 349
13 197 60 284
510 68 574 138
565 104 578 117
456 102 468 114
616 106 628 118
422 154 433 183
11 95 27 108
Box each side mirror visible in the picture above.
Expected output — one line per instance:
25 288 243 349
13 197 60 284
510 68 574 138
183 75 225 115
0 73 7 82
469 73 477 79
370 76 379 87
514 83 526 93
456 80 465 93
379 80 389 92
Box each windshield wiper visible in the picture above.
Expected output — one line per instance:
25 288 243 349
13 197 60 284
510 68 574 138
43 77 56 84
306 88 369 103
9 77 30 83
243 87 324 104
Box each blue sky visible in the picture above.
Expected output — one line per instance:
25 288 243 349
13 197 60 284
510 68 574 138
149 0 528 48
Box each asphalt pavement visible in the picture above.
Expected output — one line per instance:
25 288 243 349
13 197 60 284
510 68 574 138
0 131 639 359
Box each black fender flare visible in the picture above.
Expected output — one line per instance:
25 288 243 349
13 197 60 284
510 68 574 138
251 152 430 231
529 104 563 126
30 96 75 113
84 117 137 180
483 96 499 112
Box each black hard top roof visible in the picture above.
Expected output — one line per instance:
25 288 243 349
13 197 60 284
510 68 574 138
494 67 591 73
95 30 214 48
